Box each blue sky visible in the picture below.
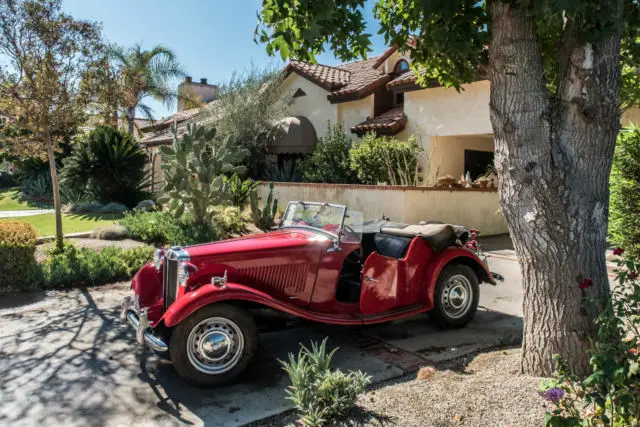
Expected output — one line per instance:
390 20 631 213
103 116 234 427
63 0 387 119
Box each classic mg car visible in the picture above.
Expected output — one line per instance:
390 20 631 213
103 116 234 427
121 201 501 386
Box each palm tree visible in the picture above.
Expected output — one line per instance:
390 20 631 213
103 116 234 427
108 44 186 134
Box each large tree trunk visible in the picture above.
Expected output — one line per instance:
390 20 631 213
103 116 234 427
126 107 135 135
488 1 623 376
45 131 64 252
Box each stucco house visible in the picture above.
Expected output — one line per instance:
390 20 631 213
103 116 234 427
139 45 640 185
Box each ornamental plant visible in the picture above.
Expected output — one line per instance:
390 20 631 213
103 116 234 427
281 338 371 427
303 121 359 184
159 123 248 225
539 249 640 426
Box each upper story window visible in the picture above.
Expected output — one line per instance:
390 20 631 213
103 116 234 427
394 59 410 74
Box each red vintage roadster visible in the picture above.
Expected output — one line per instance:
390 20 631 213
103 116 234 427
121 201 500 386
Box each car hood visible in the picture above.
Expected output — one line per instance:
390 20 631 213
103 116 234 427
183 228 333 260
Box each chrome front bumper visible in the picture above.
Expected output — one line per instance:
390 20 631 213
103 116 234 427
120 296 168 352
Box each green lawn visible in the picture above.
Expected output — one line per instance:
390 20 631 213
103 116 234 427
1 213 121 236
0 188 40 211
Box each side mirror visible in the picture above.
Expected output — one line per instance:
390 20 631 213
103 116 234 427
328 238 342 252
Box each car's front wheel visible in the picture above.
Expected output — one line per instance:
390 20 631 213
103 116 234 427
170 303 257 387
428 264 479 328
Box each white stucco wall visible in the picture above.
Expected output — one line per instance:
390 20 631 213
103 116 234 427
260 182 508 235
337 96 373 138
281 73 338 139
428 135 495 182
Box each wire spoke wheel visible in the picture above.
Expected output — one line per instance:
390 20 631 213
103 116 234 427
441 274 473 319
186 317 245 375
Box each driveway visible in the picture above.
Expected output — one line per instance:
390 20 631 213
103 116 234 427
0 236 523 427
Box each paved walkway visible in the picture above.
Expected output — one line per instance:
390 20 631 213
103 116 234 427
0 209 53 218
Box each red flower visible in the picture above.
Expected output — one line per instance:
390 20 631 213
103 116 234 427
629 270 638 280
579 278 593 289
613 248 625 256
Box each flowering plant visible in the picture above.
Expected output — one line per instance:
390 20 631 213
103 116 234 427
540 250 640 427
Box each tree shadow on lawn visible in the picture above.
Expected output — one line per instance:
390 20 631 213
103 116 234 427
66 212 124 222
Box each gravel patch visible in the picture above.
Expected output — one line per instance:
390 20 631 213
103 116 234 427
252 348 548 427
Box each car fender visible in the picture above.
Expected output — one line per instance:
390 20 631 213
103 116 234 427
160 282 308 327
422 248 495 308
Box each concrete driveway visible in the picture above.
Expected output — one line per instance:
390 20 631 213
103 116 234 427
0 237 523 427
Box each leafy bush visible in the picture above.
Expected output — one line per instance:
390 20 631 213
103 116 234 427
610 125 640 258
40 243 153 288
0 220 42 294
59 183 90 204
349 133 422 185
250 182 278 231
66 201 128 214
159 123 247 224
60 126 150 208
539 250 640 426
222 173 257 209
282 338 371 427
120 207 245 246
91 224 129 240
303 122 359 184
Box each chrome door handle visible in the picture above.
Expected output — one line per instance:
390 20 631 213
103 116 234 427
364 276 378 282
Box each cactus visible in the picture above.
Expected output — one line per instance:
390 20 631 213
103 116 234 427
158 123 248 225
250 182 278 231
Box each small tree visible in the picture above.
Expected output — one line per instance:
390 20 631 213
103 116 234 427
196 66 292 177
350 133 422 185
303 122 359 184
609 125 640 258
159 123 247 225
0 0 102 250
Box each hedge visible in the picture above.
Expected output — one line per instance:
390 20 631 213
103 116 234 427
0 221 42 294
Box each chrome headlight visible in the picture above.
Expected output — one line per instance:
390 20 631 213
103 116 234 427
153 249 164 270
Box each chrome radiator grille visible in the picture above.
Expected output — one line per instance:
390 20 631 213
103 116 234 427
163 257 179 310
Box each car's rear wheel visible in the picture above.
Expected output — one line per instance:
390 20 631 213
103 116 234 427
428 264 479 328
170 304 257 387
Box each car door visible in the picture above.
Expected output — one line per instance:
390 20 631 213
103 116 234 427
359 236 429 315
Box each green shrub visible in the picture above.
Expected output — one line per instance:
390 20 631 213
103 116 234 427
20 171 51 199
303 122 359 184
222 173 257 209
66 201 128 214
0 171 16 188
40 243 153 288
609 125 640 258
60 126 150 208
539 250 640 426
250 182 278 231
349 133 422 185
121 208 245 246
91 224 129 240
282 338 371 427
264 157 305 182
0 221 42 295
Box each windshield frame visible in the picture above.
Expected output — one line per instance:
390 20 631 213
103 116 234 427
279 201 347 239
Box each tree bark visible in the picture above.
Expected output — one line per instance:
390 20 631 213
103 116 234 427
126 107 135 135
488 1 623 376
45 131 64 252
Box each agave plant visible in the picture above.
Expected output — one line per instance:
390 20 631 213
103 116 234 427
60 126 150 208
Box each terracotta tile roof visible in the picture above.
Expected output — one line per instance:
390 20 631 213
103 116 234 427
139 108 201 133
387 70 419 90
328 57 390 102
350 107 407 136
284 61 351 92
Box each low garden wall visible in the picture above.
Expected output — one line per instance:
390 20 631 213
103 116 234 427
259 182 508 236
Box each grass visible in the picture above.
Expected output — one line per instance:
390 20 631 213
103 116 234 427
0 188 38 211
1 213 121 237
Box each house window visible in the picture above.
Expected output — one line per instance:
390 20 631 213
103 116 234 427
394 92 404 106
293 88 306 98
464 149 494 180
394 59 410 74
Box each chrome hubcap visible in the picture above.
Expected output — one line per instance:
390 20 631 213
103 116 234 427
187 317 244 374
441 274 473 319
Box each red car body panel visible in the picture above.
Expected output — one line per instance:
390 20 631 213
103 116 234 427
132 225 494 329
